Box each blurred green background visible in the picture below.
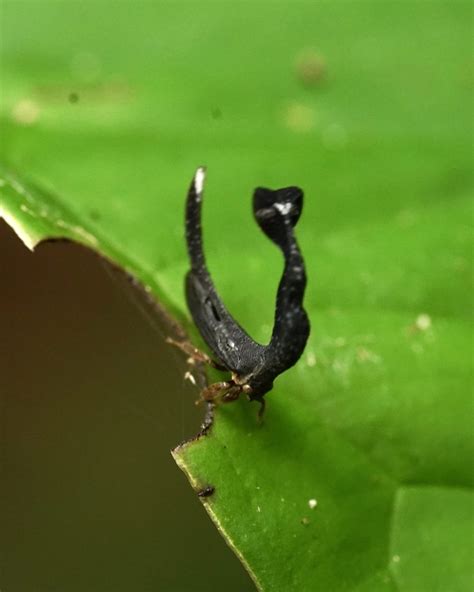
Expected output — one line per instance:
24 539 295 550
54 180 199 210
1 1 472 591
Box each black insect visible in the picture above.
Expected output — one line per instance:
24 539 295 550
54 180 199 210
168 167 310 416
197 485 215 498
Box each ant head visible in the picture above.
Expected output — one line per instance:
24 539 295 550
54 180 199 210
253 186 303 243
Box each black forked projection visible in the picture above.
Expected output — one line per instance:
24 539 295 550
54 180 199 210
170 167 310 416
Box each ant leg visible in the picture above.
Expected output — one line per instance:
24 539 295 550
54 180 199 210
166 337 227 371
257 398 266 423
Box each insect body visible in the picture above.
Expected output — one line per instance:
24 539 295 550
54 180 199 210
172 167 310 415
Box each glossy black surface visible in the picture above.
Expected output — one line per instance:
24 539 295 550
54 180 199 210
184 168 310 403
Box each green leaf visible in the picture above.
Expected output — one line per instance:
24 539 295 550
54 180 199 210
390 487 473 591
1 2 472 591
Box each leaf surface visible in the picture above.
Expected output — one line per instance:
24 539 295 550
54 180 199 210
1 2 472 590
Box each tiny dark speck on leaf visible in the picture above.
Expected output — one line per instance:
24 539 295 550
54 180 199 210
197 485 215 498
211 107 222 119
68 92 79 104
295 50 327 87
89 209 101 221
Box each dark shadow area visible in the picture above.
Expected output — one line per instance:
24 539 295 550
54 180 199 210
0 220 254 591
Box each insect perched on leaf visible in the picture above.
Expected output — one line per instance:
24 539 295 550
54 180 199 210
168 167 310 417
